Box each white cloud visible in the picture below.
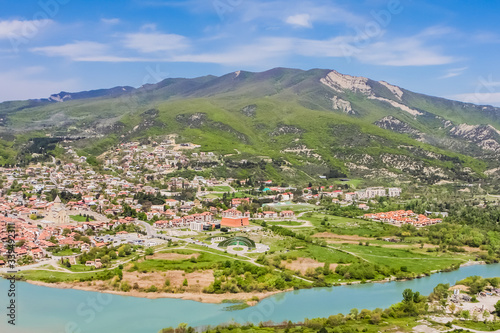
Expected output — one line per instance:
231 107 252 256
28 23 454 68
239 0 364 26
439 67 468 79
355 39 456 66
31 41 109 59
0 19 53 39
417 26 456 38
123 32 190 53
285 14 312 28
170 37 293 66
101 18 120 25
140 23 157 31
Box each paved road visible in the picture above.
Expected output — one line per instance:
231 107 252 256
136 220 156 237
0 257 58 274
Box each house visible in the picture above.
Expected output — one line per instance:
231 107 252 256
165 199 178 207
231 198 250 207
344 192 355 201
357 204 369 210
30 248 44 259
263 211 278 219
280 210 295 218
222 209 242 218
150 205 165 212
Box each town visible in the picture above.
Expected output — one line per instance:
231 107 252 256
0 137 408 269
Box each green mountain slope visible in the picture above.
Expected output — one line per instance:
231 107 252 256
1 67 499 185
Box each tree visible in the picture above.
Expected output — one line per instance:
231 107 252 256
429 283 450 301
460 310 470 320
484 310 491 321
80 236 91 244
183 278 188 287
370 312 381 324
494 300 500 315
402 289 414 303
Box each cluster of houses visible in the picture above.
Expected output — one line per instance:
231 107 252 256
300 186 402 206
102 138 216 177
0 215 114 266
153 211 215 231
152 206 296 232
363 210 443 227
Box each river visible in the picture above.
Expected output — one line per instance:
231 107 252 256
1 263 499 333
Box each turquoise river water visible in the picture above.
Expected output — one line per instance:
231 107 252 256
2 263 500 333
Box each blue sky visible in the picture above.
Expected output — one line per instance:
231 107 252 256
1 0 500 105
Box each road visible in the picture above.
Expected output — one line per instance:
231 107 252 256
135 220 156 237
0 257 59 274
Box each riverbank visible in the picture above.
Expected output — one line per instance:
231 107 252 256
11 260 487 304
25 280 287 304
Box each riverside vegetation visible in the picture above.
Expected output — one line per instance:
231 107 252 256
160 277 500 333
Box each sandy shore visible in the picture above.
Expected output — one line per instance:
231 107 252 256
20 260 488 304
26 280 287 304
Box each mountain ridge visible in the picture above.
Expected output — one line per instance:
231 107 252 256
0 67 499 187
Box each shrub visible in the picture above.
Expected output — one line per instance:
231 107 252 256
147 285 158 292
120 281 131 292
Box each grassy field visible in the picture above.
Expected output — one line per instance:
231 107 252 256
453 320 500 331
52 249 80 256
266 242 360 267
11 270 100 282
209 186 232 192
69 215 94 222
335 243 465 274
265 221 303 226
303 213 399 237
333 179 364 188
63 264 94 272
131 249 240 272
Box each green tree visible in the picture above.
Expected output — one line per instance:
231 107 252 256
495 300 500 315
402 289 414 303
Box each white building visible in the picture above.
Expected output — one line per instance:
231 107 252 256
189 221 204 232
365 187 387 198
388 187 402 197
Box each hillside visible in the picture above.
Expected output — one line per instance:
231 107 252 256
1 67 499 186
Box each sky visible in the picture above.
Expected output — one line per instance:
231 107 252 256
1 0 500 106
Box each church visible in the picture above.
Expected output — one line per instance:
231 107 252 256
45 195 70 225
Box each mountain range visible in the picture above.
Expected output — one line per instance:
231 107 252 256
1 67 499 187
